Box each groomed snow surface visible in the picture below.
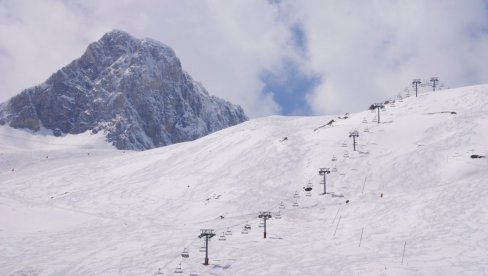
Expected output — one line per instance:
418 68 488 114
1 85 488 275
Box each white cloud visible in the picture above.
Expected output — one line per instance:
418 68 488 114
283 0 488 114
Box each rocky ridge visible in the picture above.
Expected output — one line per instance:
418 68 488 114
0 30 247 150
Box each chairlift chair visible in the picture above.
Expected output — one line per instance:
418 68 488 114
244 223 251 230
181 248 189 258
219 232 227 241
332 155 337 162
274 211 282 219
174 263 183 274
279 202 286 209
226 228 232 236
241 228 249 234
292 200 299 207
342 141 347 147
363 126 369 132
305 190 312 197
199 242 206 252
381 106 386 111
372 117 377 123
294 192 300 198
362 118 368 123
343 152 349 158
259 222 265 228
332 166 338 172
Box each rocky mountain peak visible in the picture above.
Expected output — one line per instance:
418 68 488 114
0 30 248 150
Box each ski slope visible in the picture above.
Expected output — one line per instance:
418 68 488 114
1 85 488 275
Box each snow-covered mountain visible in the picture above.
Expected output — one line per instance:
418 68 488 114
0 30 247 150
1 85 487 275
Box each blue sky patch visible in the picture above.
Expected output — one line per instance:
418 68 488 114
261 60 321 116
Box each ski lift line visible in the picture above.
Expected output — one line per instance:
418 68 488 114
176 161 347 257
173 139 370 266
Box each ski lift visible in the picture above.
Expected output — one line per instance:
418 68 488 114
293 191 300 198
259 221 265 228
279 202 286 209
305 190 312 197
332 155 337 162
342 141 347 147
292 200 299 207
363 126 369 133
241 228 249 234
225 227 232 236
181 248 189 258
362 118 368 124
372 117 377 123
174 263 183 274
219 232 227 241
199 242 206 252
274 211 282 219
332 165 338 172
343 151 349 158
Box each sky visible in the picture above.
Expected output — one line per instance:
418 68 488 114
1 0 488 117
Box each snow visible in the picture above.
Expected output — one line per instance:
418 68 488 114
1 85 488 275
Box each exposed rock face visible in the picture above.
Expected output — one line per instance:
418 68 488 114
0 30 247 150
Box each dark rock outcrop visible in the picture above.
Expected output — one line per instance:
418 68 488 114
0 30 248 150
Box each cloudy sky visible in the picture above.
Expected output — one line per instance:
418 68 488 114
1 0 488 117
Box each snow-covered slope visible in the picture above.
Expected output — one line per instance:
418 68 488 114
1 85 487 275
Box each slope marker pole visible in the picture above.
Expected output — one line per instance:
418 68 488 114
359 227 364 247
361 177 367 195
401 241 407 264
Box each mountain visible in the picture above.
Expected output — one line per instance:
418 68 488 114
1 85 487 275
0 30 247 150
